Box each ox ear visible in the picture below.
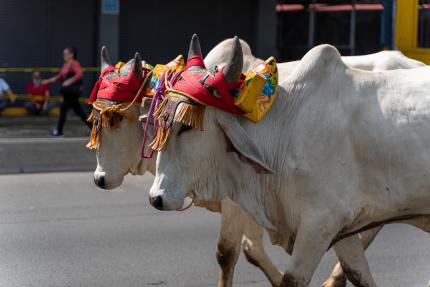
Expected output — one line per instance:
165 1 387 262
101 46 112 72
223 36 243 83
218 116 273 174
133 52 143 78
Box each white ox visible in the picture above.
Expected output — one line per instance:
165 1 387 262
93 39 425 287
149 37 430 287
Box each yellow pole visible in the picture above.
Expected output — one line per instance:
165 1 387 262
395 0 418 50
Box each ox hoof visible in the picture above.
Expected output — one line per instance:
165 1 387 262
281 273 304 287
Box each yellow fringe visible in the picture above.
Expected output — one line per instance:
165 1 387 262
175 103 205 131
86 103 135 150
87 123 101 150
149 101 205 151
150 125 172 151
87 109 94 123
152 97 168 118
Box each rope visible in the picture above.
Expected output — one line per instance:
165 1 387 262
141 68 184 158
176 191 196 212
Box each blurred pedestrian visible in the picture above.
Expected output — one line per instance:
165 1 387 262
25 70 50 115
42 46 91 136
0 77 16 113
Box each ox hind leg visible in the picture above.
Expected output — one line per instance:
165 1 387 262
401 215 430 233
241 211 283 287
216 199 245 287
402 214 430 287
322 227 382 287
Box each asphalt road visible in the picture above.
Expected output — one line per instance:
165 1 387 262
0 172 429 287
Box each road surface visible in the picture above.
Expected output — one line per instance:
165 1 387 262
0 172 429 287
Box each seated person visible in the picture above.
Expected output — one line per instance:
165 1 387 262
0 77 15 112
25 70 50 115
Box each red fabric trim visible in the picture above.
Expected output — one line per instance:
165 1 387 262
185 55 206 69
172 68 244 114
88 66 144 104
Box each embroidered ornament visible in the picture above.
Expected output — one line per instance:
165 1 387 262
143 55 185 97
234 57 278 123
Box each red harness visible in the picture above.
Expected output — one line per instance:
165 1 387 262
88 66 148 104
171 55 245 114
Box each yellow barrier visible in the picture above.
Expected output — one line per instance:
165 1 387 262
0 67 99 73
12 94 89 104
1 94 89 116
0 106 61 116
396 0 430 64
0 67 95 116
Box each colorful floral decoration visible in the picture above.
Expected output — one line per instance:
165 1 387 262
234 56 278 123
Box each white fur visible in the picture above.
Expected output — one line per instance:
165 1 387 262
150 44 430 286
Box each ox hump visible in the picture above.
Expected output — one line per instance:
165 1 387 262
293 44 346 80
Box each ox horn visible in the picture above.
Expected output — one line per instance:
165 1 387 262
132 52 143 78
223 36 243 83
101 46 112 72
188 34 203 60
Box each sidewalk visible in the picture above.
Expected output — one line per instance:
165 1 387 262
0 115 96 174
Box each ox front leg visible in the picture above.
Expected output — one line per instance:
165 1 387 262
322 227 382 287
332 235 377 287
281 217 340 287
241 212 283 287
216 200 245 287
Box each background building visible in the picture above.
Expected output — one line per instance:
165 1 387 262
0 0 429 98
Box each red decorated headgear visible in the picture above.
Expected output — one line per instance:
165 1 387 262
169 36 245 115
88 61 147 104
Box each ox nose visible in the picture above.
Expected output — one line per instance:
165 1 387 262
150 195 163 210
94 176 106 189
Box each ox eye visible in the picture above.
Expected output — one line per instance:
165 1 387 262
177 124 192 136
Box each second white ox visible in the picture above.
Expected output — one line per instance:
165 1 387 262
149 37 430 287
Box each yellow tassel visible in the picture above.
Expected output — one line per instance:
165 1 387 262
148 97 206 151
86 109 100 150
101 112 110 128
87 109 94 123
87 123 101 150
86 101 137 150
150 126 172 151
153 97 168 118
175 103 205 131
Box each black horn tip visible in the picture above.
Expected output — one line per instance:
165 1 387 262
100 45 112 71
223 36 243 83
188 33 202 59
133 52 143 77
